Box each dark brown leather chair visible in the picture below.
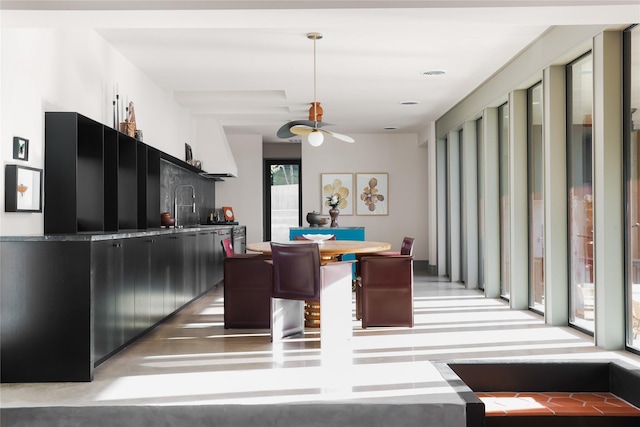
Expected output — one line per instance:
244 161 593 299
222 238 272 329
269 242 353 342
358 255 414 328
356 237 414 320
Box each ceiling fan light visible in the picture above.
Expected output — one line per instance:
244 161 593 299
308 130 324 147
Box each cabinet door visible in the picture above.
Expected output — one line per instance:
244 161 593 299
93 241 116 364
182 233 198 303
134 237 152 333
120 240 137 344
164 235 181 315
150 235 168 324
213 228 232 285
198 231 215 293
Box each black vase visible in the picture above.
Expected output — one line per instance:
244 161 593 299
329 208 339 227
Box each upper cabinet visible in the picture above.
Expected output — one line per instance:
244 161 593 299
44 112 208 234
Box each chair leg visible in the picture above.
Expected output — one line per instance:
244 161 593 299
271 298 304 342
355 277 362 320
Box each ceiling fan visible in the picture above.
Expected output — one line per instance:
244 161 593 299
276 32 355 146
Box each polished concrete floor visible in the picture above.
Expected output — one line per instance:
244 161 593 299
2 269 640 426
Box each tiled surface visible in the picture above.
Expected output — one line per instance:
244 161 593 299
478 391 640 417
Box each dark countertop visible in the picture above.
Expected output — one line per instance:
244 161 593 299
0 224 236 242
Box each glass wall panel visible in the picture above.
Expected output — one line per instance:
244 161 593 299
528 82 545 312
477 118 485 290
499 102 511 299
567 53 594 333
625 26 640 351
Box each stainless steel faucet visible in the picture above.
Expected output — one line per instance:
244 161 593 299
174 184 196 228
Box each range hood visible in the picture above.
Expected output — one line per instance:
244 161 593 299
196 118 238 178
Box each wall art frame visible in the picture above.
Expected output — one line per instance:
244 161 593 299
321 173 353 215
356 172 389 216
13 136 29 161
5 165 43 212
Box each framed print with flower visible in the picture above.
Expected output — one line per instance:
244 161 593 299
321 173 353 215
356 173 388 215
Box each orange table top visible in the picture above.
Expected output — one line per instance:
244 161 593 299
246 240 392 258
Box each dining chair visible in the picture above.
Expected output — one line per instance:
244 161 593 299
358 254 414 328
222 238 272 329
355 237 414 320
269 242 354 342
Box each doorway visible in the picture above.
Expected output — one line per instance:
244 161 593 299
263 159 301 242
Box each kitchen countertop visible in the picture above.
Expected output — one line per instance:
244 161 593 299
0 224 235 242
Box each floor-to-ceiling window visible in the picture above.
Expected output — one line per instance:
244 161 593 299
263 159 301 242
477 118 485 290
499 102 511 299
625 25 640 352
528 82 545 313
567 52 594 333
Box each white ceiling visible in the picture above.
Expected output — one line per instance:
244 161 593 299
3 1 639 143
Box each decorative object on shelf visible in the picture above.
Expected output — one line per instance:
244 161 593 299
356 172 388 215
193 160 202 169
306 211 329 227
12 137 29 161
5 165 42 212
321 173 353 215
160 212 175 227
276 33 355 146
223 206 235 221
185 143 193 163
134 129 143 141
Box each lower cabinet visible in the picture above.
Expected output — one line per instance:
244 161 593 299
0 228 228 383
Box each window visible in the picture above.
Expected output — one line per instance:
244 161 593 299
624 25 640 352
528 82 545 312
567 52 594 333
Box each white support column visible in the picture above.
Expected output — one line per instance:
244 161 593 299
509 90 529 309
593 30 624 350
482 108 501 298
448 131 461 282
428 124 438 276
462 120 479 289
437 138 448 277
544 65 569 326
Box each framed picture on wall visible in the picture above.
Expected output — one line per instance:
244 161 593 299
5 165 42 212
356 173 388 215
321 173 353 215
13 137 29 161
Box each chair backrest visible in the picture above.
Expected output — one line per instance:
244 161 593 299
270 242 321 301
400 237 415 256
221 238 234 258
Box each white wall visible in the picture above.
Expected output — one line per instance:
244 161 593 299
214 134 264 247
302 133 429 261
0 26 194 235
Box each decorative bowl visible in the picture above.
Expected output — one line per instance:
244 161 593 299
302 234 334 243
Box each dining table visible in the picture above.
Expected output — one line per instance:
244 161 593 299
246 239 392 328
246 239 392 261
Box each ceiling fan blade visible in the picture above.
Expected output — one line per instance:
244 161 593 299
290 125 313 136
277 120 332 139
320 129 355 143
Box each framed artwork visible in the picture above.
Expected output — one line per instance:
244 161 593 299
321 173 353 215
5 165 42 212
222 206 235 221
13 137 29 161
356 173 388 215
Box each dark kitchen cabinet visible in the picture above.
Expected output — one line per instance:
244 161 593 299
213 227 231 285
198 230 216 293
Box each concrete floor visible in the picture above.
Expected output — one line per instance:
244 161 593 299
2 270 640 426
